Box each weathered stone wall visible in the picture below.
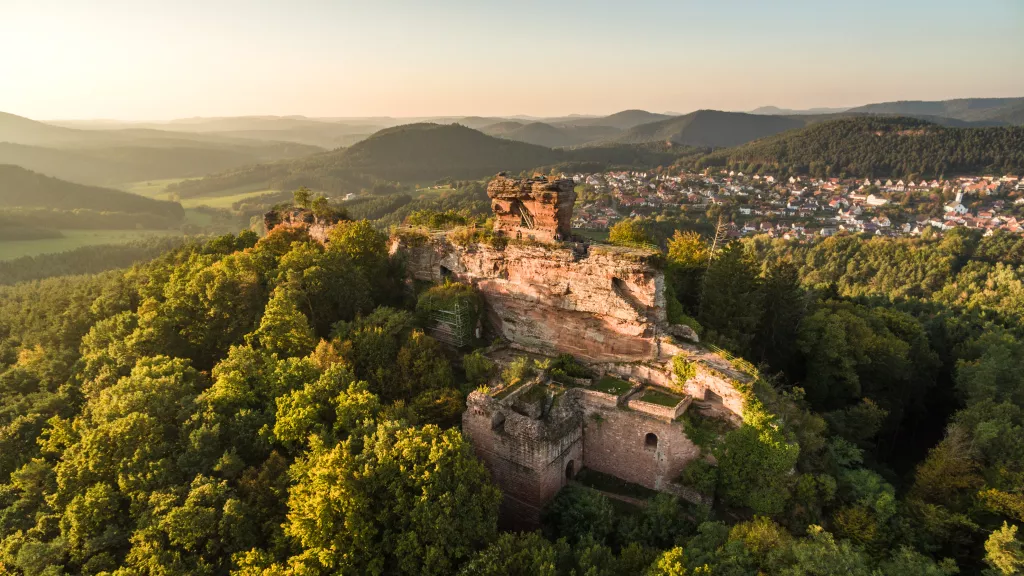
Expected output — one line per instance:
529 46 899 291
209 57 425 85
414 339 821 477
392 235 667 362
487 175 575 243
578 390 700 491
464 384 704 528
463 391 583 529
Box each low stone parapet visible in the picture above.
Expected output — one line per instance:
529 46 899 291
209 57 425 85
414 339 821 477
627 390 691 422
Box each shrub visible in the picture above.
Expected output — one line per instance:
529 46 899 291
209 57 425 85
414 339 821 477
673 355 697 384
464 350 496 386
502 356 535 387
541 485 615 544
608 218 654 247
679 459 718 496
549 354 592 384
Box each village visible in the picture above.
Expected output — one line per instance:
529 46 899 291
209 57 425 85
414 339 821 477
570 168 1024 240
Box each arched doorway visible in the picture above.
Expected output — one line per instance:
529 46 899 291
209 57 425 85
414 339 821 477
565 460 575 480
644 432 658 450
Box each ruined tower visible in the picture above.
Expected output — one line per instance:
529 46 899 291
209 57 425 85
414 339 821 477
487 174 576 243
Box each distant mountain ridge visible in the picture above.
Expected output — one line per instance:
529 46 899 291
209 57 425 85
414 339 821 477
167 123 689 198
479 121 621 148
845 97 1024 125
0 111 323 186
606 110 807 147
749 97 1024 126
749 106 850 115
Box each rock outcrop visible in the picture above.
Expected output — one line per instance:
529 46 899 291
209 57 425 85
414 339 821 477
263 207 343 243
487 174 575 243
392 234 667 362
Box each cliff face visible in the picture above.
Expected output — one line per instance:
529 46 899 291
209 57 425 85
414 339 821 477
393 234 667 362
487 175 575 243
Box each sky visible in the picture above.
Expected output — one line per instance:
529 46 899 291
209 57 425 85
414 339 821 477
1 0 1022 121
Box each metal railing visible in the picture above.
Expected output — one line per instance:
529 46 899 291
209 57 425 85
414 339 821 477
703 343 761 380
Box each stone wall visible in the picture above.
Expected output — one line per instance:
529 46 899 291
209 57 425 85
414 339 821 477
463 391 583 529
579 390 701 491
464 385 704 528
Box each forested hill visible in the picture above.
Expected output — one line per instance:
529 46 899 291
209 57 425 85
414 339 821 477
479 121 620 148
0 165 183 218
846 97 1024 125
695 116 1024 178
609 110 806 147
337 123 556 180
167 123 688 197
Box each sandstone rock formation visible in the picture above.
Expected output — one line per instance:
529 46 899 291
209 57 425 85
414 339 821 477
487 174 575 243
263 206 343 243
392 234 667 362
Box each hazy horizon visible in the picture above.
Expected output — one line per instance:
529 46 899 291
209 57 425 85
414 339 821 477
2 0 1022 122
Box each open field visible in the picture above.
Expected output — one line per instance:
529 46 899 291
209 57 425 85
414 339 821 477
121 178 189 198
179 189 277 209
0 229 183 261
123 179 279 210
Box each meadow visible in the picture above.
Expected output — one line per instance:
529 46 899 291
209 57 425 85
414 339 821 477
0 229 183 261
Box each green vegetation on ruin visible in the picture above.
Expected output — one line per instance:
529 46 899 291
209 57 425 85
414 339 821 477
593 375 633 396
639 388 683 408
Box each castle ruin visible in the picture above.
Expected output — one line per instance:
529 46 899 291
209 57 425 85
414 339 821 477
265 175 749 529
389 174 749 528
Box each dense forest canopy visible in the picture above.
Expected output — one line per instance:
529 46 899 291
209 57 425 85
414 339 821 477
0 205 1021 574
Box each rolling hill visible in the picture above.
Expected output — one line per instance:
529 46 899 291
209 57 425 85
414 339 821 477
480 121 621 148
167 123 690 198
0 141 319 187
0 165 183 216
335 123 558 181
695 116 1024 178
608 110 807 147
564 109 672 130
0 112 323 186
845 97 1024 125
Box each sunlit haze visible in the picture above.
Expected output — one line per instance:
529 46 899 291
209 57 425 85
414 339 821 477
1 0 1023 120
